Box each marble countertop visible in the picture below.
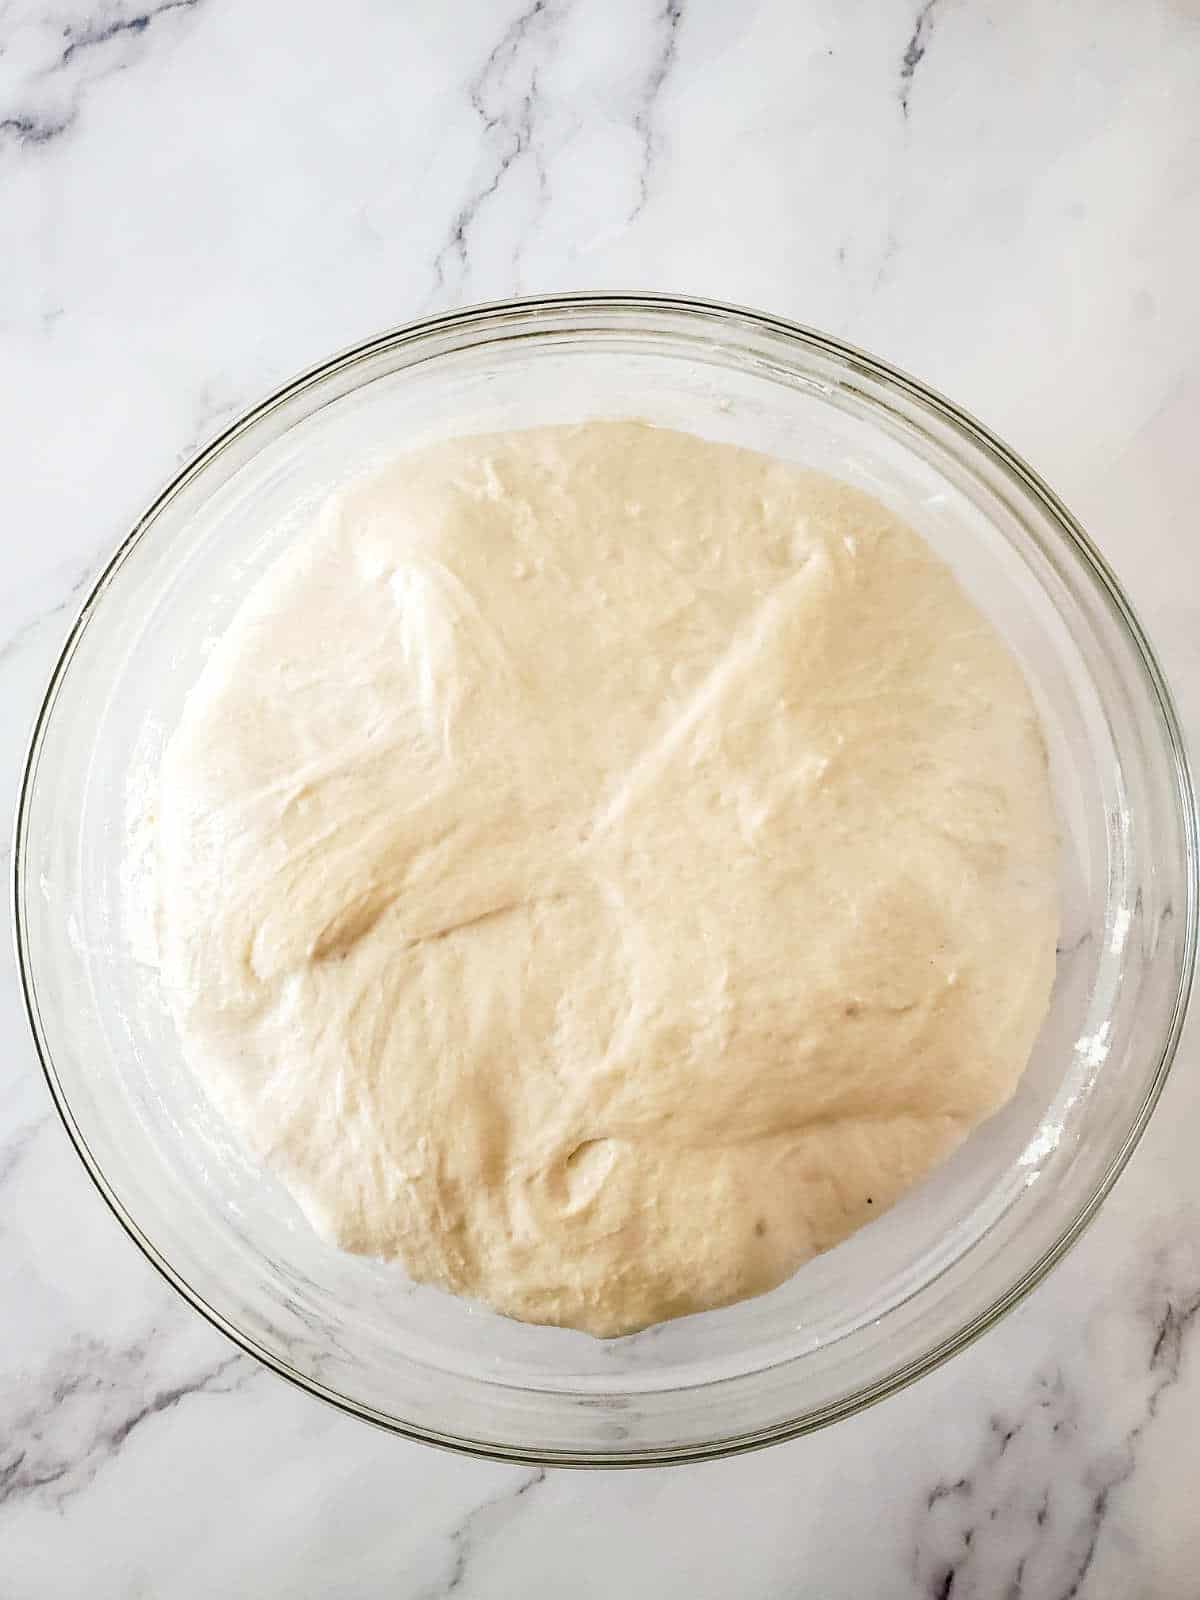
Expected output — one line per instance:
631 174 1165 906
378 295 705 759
3 2 1199 1594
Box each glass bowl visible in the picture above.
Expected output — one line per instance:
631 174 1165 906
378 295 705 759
14 293 1197 1466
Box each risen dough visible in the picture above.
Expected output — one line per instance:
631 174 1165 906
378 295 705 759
156 421 1058 1337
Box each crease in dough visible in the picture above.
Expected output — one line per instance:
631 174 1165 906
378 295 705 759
155 420 1059 1337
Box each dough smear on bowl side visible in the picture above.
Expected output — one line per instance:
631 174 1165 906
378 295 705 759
154 420 1059 1338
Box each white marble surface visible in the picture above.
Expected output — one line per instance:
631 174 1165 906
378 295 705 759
2 1 1199 1593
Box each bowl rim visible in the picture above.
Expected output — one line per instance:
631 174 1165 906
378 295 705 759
12 289 1199 1467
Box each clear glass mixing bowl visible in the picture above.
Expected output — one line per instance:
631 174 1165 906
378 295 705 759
14 294 1197 1465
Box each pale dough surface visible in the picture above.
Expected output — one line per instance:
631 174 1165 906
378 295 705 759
156 421 1059 1337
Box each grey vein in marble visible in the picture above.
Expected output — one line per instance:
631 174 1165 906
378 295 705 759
421 1469 547 1599
0 557 98 671
899 0 940 119
431 0 559 296
0 1118 47 1195
0 1338 256 1513
630 0 684 218
431 0 685 294
0 110 74 147
0 0 204 150
58 0 200 68
912 1240 1200 1599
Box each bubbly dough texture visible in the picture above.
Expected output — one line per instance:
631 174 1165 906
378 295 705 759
157 421 1058 1337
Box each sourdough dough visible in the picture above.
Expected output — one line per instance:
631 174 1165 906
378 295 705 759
156 421 1058 1337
